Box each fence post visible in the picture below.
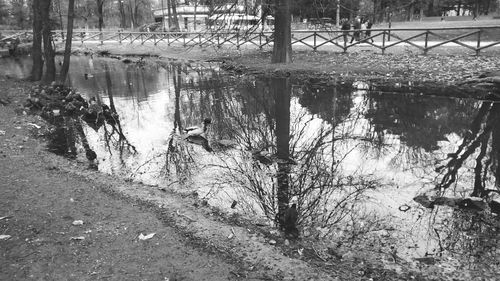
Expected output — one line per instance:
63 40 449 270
313 31 317 51
382 31 386 54
476 29 482 56
424 30 429 55
388 21 392 41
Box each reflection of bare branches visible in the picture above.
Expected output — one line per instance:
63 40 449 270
436 98 500 197
212 153 277 219
162 133 198 183
210 102 381 236
100 121 137 161
196 77 384 236
98 63 137 161
130 132 200 184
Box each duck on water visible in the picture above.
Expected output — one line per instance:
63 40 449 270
184 118 213 152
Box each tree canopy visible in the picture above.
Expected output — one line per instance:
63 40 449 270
1 0 498 29
292 0 499 22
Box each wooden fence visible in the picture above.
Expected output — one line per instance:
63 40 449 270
2 26 500 55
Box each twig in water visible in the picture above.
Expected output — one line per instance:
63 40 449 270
176 210 196 222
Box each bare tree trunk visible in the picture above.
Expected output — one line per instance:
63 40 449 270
58 0 75 84
55 0 64 39
160 0 165 31
119 0 127 28
171 0 180 31
166 0 172 29
96 0 104 30
272 0 292 63
408 2 414 21
31 0 44 81
41 0 55 84
128 0 135 28
193 0 197 31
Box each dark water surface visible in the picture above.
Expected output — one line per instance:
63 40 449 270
2 55 499 275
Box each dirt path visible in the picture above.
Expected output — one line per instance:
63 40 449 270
0 153 243 281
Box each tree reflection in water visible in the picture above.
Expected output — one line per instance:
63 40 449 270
205 77 387 237
422 93 500 269
101 64 137 161
160 63 198 183
134 61 224 184
436 94 500 197
365 87 500 267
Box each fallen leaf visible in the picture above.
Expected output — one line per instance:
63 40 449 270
70 236 85 240
72 220 84 226
138 233 155 240
26 123 41 129
0 234 12 240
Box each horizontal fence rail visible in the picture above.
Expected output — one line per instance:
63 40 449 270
2 26 500 55
289 26 500 55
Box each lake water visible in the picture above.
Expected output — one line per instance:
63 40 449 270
2 55 499 275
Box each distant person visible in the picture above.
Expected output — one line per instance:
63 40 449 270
340 18 351 45
365 20 373 43
350 16 361 43
8 38 20 56
360 21 366 40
